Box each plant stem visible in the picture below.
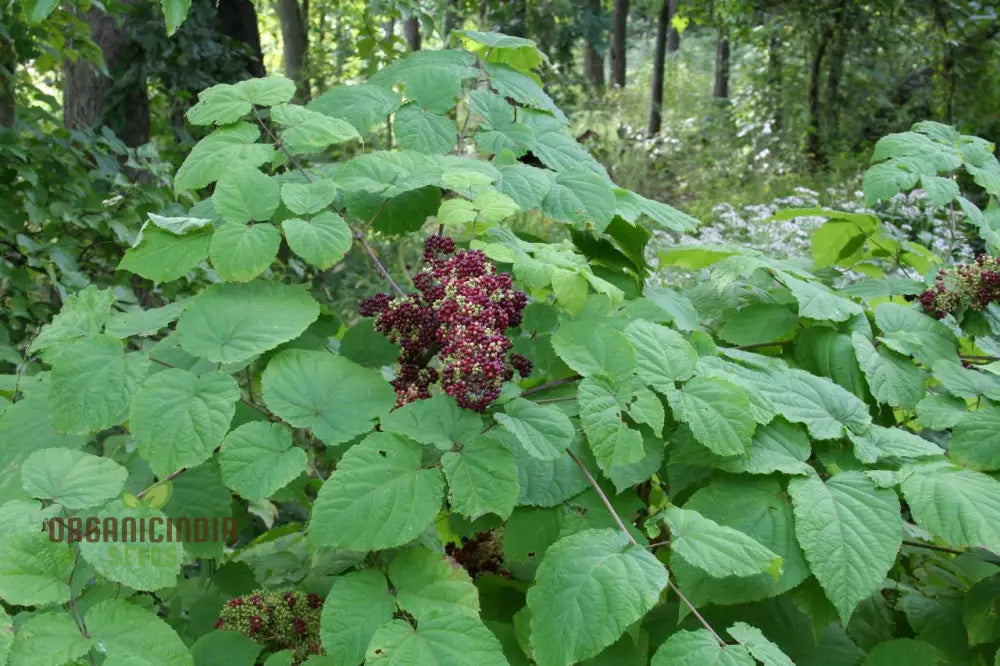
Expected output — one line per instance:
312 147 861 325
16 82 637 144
252 107 313 184
355 229 405 297
902 539 965 555
135 467 187 498
520 374 582 397
67 548 97 665
563 446 728 647
735 340 794 351
535 396 577 404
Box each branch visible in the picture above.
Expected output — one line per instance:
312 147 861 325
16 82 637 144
520 374 582 398
902 539 965 555
135 467 187 499
354 229 406 297
564 447 727 647
735 340 794 351
252 106 313 184
67 548 96 665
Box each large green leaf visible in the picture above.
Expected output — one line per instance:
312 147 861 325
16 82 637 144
50 335 149 433
512 434 591 507
442 435 519 520
211 166 280 224
551 321 635 380
394 103 457 154
271 103 360 154
79 500 185 591
104 299 191 338
726 623 795 666
85 598 193 665
365 612 508 665
656 506 782 579
667 377 755 457
494 398 575 461
160 461 232 559
30 285 114 352
218 421 306 500
749 367 872 440
282 211 352 270
175 123 275 193
789 472 902 621
309 432 444 550
175 281 319 364
186 76 295 125
527 529 668 666
932 360 1000 401
541 169 617 231
624 319 697 389
651 630 755 666
847 425 944 464
718 304 798 346
379 393 483 450
0 532 73 606
874 303 957 367
118 226 212 282
21 448 127 509
321 570 396 665
861 638 947 666
130 368 239 477
950 405 1000 470
900 461 1000 552
209 222 281 282
577 375 645 469
388 547 479 620
280 180 338 215
261 349 395 446
308 83 403 134
852 333 924 409
7 612 92 666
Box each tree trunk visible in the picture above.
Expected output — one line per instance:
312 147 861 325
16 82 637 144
217 0 266 77
403 16 421 50
0 33 14 129
609 0 628 88
712 29 729 98
583 0 605 94
647 0 669 137
767 35 782 131
383 18 396 41
806 28 832 167
444 0 459 40
477 0 488 29
667 0 680 52
276 0 309 100
63 1 150 147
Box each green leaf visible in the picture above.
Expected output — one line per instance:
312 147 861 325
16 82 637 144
749 367 872 440
901 460 1000 552
667 377 755 457
50 335 148 433
718 304 798 346
280 180 338 215
79 500 186 591
7 612 92 666
919 175 960 206
615 189 699 232
282 211 352 270
863 160 920 205
366 612 508 665
389 547 480 620
209 222 281 281
875 303 957 367
963 576 1000 646
261 349 395 446
494 397 575 461
624 319 697 388
175 281 319 364
846 425 943 464
932 360 1000 401
271 104 360 154
443 435 519 520
212 166 280 223
551 321 635 380
25 0 59 23
437 199 477 227
577 375 645 469
485 63 566 122
104 299 191 338
340 319 400 368
21 448 127 509
512 434 590 507
191 631 262 665
915 393 968 429
657 506 782 579
320 570 396 666
130 368 239 477
85 598 192 665
527 529 668 666
950 405 1000 470
379 394 482 450
782 274 864 322
219 422 306 500
161 0 191 34
186 76 295 125
309 432 444 550
30 285 114 352
542 169 617 231
861 638 947 666
175 123 275 193
0 532 73 606
651 630 754 666
159 461 231 559
394 103 457 154
118 226 212 282
789 472 902 621
852 333 924 409
497 163 553 211
741 418 812 475
308 83 403 134
726 623 795 666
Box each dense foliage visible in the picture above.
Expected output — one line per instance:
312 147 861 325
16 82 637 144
3 24 1000 666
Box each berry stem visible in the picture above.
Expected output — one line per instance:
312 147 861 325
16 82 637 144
355 230 405 297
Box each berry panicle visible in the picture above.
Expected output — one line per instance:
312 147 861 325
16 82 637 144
917 254 1000 319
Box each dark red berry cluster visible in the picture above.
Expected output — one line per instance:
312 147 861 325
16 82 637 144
215 589 323 664
445 530 509 579
918 254 1000 318
359 235 531 411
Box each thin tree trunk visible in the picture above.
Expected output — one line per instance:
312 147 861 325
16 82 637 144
610 0 628 88
647 0 669 136
712 29 729 98
383 18 396 41
0 33 15 129
807 28 832 167
767 35 782 131
403 16 421 50
667 0 680 52
444 0 459 40
825 35 846 140
583 0 605 94
63 1 150 146
217 0 266 77
276 0 309 100
477 0 488 29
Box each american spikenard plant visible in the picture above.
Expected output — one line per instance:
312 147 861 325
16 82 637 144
3 32 1000 666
